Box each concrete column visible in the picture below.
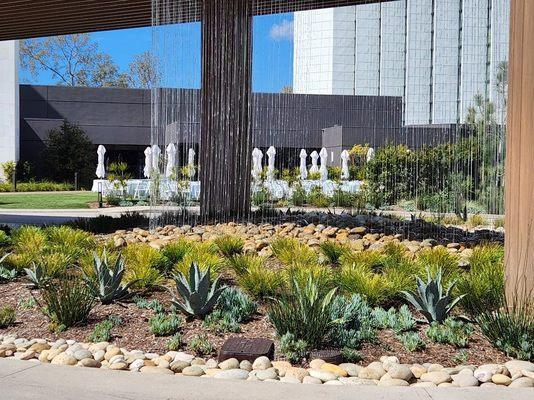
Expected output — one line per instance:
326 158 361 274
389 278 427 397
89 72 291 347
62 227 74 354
0 40 19 178
505 0 534 302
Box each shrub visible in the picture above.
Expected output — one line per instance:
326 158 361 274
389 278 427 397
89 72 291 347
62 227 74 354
0 230 11 247
307 187 331 208
279 332 308 363
189 334 213 356
271 237 317 267
202 310 241 333
214 235 244 258
283 263 333 295
341 348 363 363
11 226 46 258
251 188 271 206
226 254 263 277
69 212 149 234
162 240 193 272
476 295 533 361
149 313 183 336
402 268 464 323
291 185 307 206
339 264 389 306
0 305 16 328
84 251 135 304
174 242 223 276
166 333 183 351
397 332 426 352
40 275 95 330
0 254 16 282
467 214 487 228
457 244 504 316
415 247 459 283
236 260 284 300
268 274 337 348
1 160 16 183
44 226 96 258
327 294 376 348
216 287 256 323
133 296 164 314
123 244 165 289
371 305 416 333
171 263 226 318
319 241 347 266
88 315 122 342
425 318 473 348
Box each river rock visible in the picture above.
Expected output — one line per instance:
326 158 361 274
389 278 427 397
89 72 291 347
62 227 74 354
388 364 413 381
451 373 479 387
420 371 451 385
252 356 272 370
309 369 338 382
509 377 534 388
182 366 205 377
492 374 511 385
219 358 240 370
213 369 249 380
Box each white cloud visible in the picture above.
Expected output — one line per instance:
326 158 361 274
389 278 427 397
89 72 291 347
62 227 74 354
269 19 293 41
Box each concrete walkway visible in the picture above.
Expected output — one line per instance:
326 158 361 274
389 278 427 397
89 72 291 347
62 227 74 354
0 359 530 400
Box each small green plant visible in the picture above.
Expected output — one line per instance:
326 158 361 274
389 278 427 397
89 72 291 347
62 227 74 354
162 240 193 273
18 296 36 310
457 244 504 316
189 334 213 356
133 296 165 314
216 287 257 323
236 260 283 300
214 235 244 258
166 333 183 351
271 236 317 267
425 318 473 348
467 214 487 228
402 268 464 323
319 241 347 265
371 305 416 333
84 251 135 304
0 305 16 328
123 243 165 289
279 332 308 363
341 347 363 363
40 275 95 329
0 230 11 247
171 263 226 318
0 253 16 282
452 349 469 364
397 332 426 352
202 310 241 333
88 315 122 342
268 274 337 348
226 254 262 276
24 263 49 288
149 313 183 336
476 294 533 361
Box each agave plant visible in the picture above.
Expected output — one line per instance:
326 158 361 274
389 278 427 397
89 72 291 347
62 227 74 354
402 268 464 323
0 253 16 282
84 251 135 304
24 262 48 288
171 263 226 318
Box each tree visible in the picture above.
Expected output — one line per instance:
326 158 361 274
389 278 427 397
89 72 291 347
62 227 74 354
20 34 129 88
128 51 160 89
42 120 95 187
280 85 293 94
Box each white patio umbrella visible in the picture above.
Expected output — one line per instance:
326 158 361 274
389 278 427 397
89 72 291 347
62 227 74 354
151 145 161 175
340 149 350 180
187 148 196 179
266 146 276 181
319 147 328 181
95 145 106 179
252 147 263 181
165 143 177 179
309 151 319 174
299 149 308 180
143 147 152 178
366 147 375 162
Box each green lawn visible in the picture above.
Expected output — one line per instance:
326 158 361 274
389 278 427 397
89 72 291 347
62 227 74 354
0 191 97 209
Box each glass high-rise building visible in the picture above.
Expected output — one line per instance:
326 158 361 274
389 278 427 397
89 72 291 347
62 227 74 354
293 0 510 125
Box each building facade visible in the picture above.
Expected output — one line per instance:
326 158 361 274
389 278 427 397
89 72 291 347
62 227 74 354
293 0 510 125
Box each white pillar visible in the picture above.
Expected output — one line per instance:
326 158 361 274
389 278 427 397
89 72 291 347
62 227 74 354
0 40 19 175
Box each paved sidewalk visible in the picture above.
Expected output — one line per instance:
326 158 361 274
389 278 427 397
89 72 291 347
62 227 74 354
0 359 530 400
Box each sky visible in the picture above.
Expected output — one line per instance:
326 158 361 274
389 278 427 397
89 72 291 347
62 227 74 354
19 13 294 94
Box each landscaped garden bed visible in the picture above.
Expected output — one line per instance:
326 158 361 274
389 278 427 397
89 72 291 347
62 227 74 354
0 221 532 388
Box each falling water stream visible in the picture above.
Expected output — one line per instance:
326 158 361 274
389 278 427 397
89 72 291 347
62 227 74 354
149 0 509 235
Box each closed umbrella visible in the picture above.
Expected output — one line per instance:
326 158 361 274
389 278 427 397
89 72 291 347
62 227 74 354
95 145 106 179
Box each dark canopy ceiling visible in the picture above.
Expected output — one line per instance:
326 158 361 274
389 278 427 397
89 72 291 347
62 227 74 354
0 0 390 41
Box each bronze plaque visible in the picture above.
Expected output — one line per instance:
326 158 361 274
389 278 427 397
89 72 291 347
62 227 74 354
218 337 275 362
